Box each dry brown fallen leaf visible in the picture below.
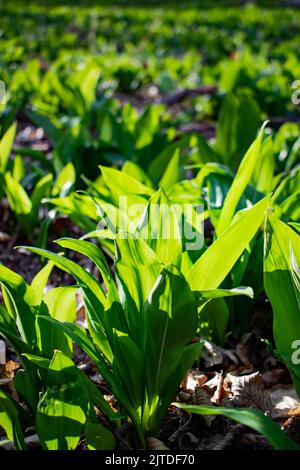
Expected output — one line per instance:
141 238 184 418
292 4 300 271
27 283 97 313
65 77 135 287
211 372 225 405
267 385 300 419
0 359 19 385
5 360 19 379
288 407 300 417
184 370 208 391
227 371 272 411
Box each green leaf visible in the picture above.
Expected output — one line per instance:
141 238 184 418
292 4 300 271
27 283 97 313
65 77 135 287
31 261 54 305
52 162 76 197
137 189 182 267
0 388 25 450
214 94 239 166
0 265 37 346
4 173 32 215
187 196 269 291
199 298 230 345
134 104 163 149
158 148 181 192
100 165 153 205
36 350 88 450
0 122 16 172
56 238 113 292
252 135 275 194
197 286 254 300
264 215 300 396
148 135 190 184
142 265 198 433
173 403 299 451
115 235 161 314
19 246 106 304
14 368 40 412
12 155 26 181
214 94 260 170
31 173 53 222
22 354 51 369
85 423 115 450
217 122 266 235
122 161 153 188
0 319 33 364
37 286 78 357
194 134 218 164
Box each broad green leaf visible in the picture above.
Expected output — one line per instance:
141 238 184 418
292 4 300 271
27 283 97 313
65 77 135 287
0 319 33 364
214 94 260 170
148 135 190 183
214 94 239 165
43 286 77 323
134 104 163 149
122 161 153 188
115 236 161 314
197 286 254 300
142 265 198 433
14 368 40 412
35 317 114 386
137 189 182 267
36 350 88 450
194 134 218 164
12 155 25 181
199 298 230 345
217 122 266 235
0 122 16 172
158 148 181 192
0 388 25 450
31 173 53 221
56 238 113 292
252 135 275 194
112 329 144 412
52 162 76 197
85 423 115 450
31 261 54 305
187 196 269 291
36 286 78 357
20 246 106 304
100 165 153 204
0 265 37 345
79 64 100 109
4 173 32 215
173 403 299 451
22 353 51 369
264 215 300 396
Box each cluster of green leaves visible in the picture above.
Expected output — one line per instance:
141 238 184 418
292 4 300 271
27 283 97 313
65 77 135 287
0 260 116 450
1 189 298 450
27 98 173 180
1 1 299 118
0 117 299 452
0 0 299 453
0 123 76 241
46 120 299 340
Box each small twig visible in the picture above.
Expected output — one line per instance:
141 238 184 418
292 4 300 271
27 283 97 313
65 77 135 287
157 86 217 106
168 415 192 443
